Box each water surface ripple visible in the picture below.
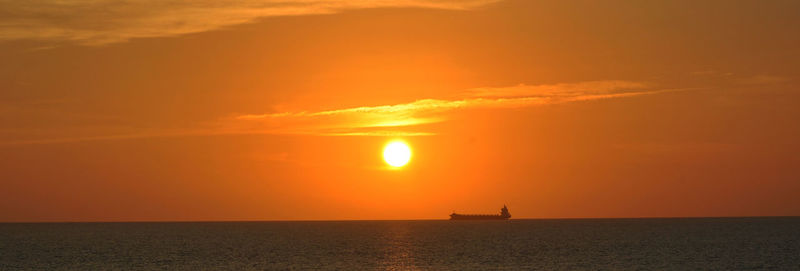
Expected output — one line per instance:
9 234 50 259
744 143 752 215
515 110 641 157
1 217 798 270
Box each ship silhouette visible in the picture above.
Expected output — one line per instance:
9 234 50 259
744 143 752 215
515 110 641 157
450 205 511 220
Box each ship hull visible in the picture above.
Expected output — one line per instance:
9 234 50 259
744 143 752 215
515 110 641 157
449 214 509 220
449 205 511 220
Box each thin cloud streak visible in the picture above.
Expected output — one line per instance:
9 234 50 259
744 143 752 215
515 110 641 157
229 81 681 136
464 80 650 98
0 0 499 46
0 81 687 146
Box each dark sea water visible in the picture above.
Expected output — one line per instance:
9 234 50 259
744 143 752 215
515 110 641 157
1 217 798 270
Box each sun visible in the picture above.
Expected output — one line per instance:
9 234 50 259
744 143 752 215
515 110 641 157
383 140 412 168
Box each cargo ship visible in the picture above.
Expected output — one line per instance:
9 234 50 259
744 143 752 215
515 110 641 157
450 205 511 220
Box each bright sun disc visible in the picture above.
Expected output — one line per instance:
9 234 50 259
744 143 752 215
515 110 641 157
383 141 411 167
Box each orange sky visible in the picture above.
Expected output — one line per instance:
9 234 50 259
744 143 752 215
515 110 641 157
1 0 799 221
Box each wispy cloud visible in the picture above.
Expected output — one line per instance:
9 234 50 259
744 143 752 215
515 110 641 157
224 80 679 136
0 0 499 46
0 80 686 146
464 80 650 98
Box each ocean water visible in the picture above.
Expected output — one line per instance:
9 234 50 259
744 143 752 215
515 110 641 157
1 217 798 270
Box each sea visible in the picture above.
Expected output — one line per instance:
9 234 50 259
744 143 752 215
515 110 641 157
1 217 798 270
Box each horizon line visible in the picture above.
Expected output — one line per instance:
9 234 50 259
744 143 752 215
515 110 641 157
2 215 798 224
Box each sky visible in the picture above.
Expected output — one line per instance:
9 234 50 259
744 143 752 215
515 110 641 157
1 0 799 222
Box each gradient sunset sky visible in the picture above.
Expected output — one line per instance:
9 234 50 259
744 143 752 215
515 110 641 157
1 0 799 221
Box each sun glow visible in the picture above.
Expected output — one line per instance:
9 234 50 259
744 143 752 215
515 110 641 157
383 141 412 168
